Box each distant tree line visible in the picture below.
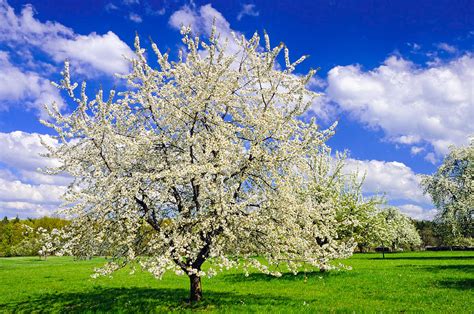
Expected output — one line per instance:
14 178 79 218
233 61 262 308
414 220 444 247
0 216 68 257
0 214 469 257
0 213 442 257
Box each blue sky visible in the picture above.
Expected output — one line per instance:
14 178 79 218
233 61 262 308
0 0 473 219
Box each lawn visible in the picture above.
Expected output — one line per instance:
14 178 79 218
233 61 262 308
0 251 473 313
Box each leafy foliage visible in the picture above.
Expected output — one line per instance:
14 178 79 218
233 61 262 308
0 216 68 257
415 220 445 247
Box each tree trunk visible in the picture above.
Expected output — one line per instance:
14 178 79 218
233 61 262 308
189 274 202 303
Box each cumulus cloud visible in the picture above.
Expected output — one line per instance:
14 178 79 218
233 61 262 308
0 1 73 43
424 152 437 164
168 4 246 54
0 131 71 185
47 31 133 75
410 146 424 155
0 131 60 171
398 204 437 221
169 5 199 32
169 4 254 72
326 54 474 157
0 51 63 116
237 4 259 21
105 3 119 12
0 0 133 76
344 158 430 204
343 158 435 220
0 131 71 218
169 4 233 38
128 13 142 23
0 178 65 204
436 42 457 54
0 201 59 218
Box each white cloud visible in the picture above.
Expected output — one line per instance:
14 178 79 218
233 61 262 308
398 204 437 221
407 42 421 52
47 31 133 75
169 5 199 32
19 169 71 185
237 4 259 21
0 51 63 116
424 152 437 164
0 1 73 43
169 4 245 62
0 168 16 181
326 54 474 157
0 131 60 171
0 131 71 218
146 5 165 16
0 178 65 204
344 158 430 204
105 3 119 12
0 0 133 76
436 42 457 54
410 146 424 155
0 201 59 218
169 4 233 38
129 13 142 23
343 158 435 220
304 93 337 124
0 131 70 185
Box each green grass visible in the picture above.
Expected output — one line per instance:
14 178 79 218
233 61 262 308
0 251 473 313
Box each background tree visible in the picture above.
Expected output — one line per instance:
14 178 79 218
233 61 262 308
351 207 385 253
0 217 68 257
41 26 356 302
378 207 422 252
414 220 443 247
351 207 421 254
421 140 473 245
313 152 383 254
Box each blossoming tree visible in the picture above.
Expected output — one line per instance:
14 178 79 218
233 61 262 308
352 206 421 255
377 207 422 251
41 26 356 302
421 140 473 245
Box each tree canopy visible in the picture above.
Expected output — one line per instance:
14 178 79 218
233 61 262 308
421 140 473 245
40 25 375 301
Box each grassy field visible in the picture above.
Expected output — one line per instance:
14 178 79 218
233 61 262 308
0 251 473 313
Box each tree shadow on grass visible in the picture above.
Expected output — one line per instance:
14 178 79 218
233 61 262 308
223 270 350 283
368 256 474 260
437 278 474 291
397 264 474 273
1 287 295 313
394 264 474 291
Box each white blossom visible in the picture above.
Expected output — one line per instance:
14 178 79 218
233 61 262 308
41 25 361 301
421 140 473 245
